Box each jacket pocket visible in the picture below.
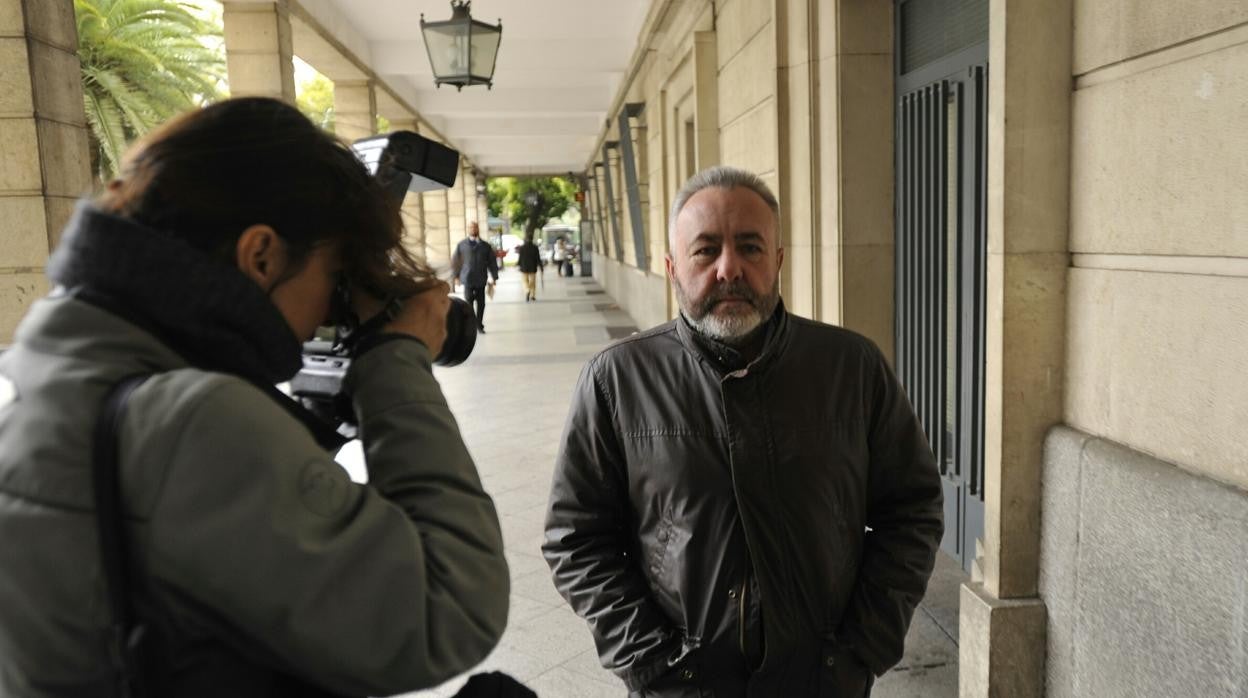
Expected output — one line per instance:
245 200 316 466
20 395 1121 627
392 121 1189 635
634 642 713 698
819 635 874 698
644 511 687 626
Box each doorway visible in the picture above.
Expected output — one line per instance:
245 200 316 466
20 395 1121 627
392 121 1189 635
894 0 988 574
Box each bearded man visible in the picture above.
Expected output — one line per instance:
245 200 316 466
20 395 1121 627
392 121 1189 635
542 166 943 697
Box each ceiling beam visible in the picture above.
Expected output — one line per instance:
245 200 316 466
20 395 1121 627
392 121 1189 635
476 154 585 168
454 135 598 154
407 86 614 113
440 115 605 137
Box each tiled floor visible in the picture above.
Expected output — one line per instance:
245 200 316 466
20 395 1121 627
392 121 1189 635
344 267 961 697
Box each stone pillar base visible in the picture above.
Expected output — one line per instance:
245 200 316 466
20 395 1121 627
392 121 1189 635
959 582 1046 698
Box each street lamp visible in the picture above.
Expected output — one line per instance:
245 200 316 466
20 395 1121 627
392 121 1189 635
420 1 502 91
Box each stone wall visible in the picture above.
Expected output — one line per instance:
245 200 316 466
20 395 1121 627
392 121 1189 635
0 0 91 342
593 255 669 333
1040 426 1248 697
1065 0 1248 489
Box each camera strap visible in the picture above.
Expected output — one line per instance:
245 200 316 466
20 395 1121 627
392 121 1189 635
332 295 404 355
93 373 153 698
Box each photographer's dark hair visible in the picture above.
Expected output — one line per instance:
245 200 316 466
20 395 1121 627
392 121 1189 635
97 97 436 299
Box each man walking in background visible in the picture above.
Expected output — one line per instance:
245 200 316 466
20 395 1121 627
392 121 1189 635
543 166 943 697
452 221 498 333
517 235 541 302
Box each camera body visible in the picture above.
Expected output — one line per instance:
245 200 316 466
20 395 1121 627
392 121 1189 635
290 131 476 435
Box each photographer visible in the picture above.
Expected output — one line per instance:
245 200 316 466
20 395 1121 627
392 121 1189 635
0 98 508 696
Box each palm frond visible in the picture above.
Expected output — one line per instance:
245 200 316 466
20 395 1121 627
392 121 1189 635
76 0 226 180
82 83 128 178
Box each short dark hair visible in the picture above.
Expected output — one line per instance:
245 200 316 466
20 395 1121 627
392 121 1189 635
97 97 435 298
668 166 780 241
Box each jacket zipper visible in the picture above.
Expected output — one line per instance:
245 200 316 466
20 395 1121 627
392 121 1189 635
737 571 749 661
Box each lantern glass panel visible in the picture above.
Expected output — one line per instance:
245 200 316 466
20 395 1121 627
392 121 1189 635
469 24 501 78
423 21 471 78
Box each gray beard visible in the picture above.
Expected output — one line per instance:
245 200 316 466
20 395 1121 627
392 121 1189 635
673 276 780 346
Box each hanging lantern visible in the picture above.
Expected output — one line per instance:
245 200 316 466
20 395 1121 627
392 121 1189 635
420 1 502 91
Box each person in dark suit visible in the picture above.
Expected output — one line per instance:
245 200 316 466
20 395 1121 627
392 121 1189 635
451 222 499 332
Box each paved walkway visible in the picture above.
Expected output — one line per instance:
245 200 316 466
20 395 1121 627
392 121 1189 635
355 266 960 697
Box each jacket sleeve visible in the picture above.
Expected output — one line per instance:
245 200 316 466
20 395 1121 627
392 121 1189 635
542 359 687 691
836 342 944 676
141 339 508 695
487 244 499 281
450 242 463 279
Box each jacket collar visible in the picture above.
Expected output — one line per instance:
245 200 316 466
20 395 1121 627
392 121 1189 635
675 298 791 377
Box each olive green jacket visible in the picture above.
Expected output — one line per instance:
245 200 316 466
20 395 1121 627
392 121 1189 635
0 295 508 697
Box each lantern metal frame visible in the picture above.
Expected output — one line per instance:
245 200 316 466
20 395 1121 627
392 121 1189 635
419 1 503 91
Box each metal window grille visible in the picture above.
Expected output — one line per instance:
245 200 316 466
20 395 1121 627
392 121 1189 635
900 0 988 74
618 103 649 270
601 143 624 261
895 59 989 571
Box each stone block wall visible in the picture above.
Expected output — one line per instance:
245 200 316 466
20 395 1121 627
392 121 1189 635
0 0 90 342
1040 426 1248 697
594 255 669 333
1065 0 1248 490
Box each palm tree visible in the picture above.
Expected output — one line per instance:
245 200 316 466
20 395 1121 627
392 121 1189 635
76 0 225 179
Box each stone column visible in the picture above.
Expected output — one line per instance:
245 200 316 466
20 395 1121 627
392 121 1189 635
776 0 819 320
334 80 376 144
475 174 490 239
423 188 452 273
0 0 92 341
387 116 427 264
445 162 466 250
462 167 478 228
609 145 626 262
959 0 1072 695
692 31 720 171
816 0 896 357
221 0 296 102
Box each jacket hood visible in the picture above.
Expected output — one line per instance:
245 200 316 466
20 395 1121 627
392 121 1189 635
46 201 303 383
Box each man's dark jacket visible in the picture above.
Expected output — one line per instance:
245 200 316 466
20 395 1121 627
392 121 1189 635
451 238 498 287
543 307 943 697
517 242 541 274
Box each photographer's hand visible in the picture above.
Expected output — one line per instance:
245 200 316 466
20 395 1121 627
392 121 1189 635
353 282 451 358
384 282 451 357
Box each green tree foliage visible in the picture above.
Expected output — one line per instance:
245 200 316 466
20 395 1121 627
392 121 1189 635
295 71 391 137
486 177 577 241
296 72 335 132
76 0 225 179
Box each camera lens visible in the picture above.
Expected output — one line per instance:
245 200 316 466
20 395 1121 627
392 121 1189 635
436 296 477 366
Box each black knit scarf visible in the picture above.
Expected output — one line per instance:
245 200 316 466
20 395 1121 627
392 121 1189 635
47 202 303 385
46 202 351 451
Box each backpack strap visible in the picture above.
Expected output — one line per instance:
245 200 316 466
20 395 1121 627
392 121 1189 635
93 374 152 698
90 373 352 697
